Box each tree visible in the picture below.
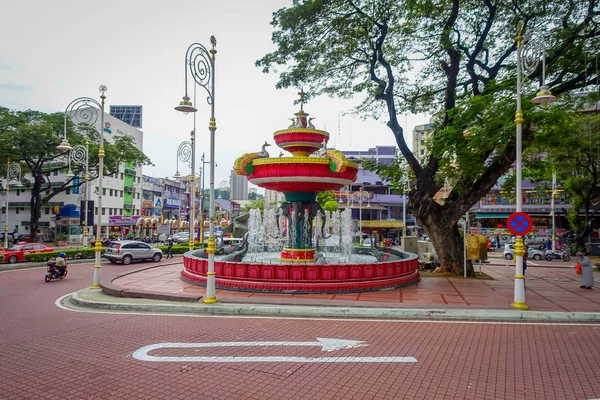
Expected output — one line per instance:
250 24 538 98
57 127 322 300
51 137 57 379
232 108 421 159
527 94 600 251
257 0 598 275
243 199 265 213
0 107 152 241
316 190 340 212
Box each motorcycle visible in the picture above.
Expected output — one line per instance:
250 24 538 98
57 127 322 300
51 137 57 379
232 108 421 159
544 250 570 262
44 259 68 282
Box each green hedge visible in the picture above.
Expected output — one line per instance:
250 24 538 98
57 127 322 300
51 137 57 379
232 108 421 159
23 243 206 262
24 248 104 262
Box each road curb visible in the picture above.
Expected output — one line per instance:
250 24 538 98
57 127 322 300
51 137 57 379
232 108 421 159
68 290 600 322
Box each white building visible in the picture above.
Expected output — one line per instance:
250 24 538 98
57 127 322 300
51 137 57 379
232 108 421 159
4 112 144 242
412 122 434 164
230 170 248 200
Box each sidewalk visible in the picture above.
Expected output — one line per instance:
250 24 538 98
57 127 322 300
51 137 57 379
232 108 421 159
65 257 600 322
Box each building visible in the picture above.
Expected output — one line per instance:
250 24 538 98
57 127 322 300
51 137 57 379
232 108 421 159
230 170 248 200
338 146 413 239
412 122 433 164
110 105 143 129
3 112 144 242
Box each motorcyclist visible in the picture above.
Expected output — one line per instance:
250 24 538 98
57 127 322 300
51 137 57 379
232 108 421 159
55 252 67 276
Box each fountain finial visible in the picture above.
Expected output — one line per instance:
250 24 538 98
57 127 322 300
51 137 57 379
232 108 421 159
298 88 306 111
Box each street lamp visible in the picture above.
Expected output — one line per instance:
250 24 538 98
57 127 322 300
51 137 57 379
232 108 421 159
175 36 217 304
3 159 23 249
65 144 90 246
513 23 556 310
62 85 107 289
175 136 195 251
551 172 558 251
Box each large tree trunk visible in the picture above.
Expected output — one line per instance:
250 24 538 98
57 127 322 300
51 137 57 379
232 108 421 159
28 172 44 242
412 193 475 276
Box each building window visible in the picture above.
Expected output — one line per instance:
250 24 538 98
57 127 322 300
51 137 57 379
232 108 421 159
109 208 112 216
102 208 106 216
120 209 123 215
120 173 124 180
103 188 106 196
15 208 19 214
120 191 123 198
53 170 58 176
95 207 98 215
420 140 424 145
66 187 71 195
420 150 424 155
45 208 49 215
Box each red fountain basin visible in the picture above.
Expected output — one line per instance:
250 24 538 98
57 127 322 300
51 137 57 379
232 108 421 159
274 128 329 157
281 248 316 263
181 253 421 293
248 157 358 192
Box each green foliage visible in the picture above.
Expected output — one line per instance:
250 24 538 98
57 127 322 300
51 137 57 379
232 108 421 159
257 0 597 272
24 248 102 262
157 244 204 254
316 190 340 212
243 199 265 212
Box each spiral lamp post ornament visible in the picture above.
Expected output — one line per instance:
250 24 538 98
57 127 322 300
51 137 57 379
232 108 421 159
3 160 23 249
175 135 195 251
61 85 107 289
65 143 90 246
512 23 556 310
175 36 217 304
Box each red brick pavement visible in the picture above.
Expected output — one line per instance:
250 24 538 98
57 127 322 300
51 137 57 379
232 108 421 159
1 261 600 399
111 259 600 312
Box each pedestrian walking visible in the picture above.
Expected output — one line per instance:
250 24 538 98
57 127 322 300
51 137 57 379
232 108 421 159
167 237 174 259
576 252 594 289
495 235 501 249
546 239 552 250
523 245 528 275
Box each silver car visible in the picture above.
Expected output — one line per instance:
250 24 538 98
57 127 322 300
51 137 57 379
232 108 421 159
503 244 544 261
103 240 163 265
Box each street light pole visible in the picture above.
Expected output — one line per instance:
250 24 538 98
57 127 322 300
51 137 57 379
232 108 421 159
513 23 556 310
175 137 194 251
65 144 89 246
175 37 218 304
551 171 557 251
4 160 23 249
61 86 107 289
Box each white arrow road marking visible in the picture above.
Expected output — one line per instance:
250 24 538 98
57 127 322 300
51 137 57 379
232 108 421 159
131 338 417 363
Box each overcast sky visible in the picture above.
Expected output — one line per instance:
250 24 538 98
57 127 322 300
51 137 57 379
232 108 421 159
0 0 425 192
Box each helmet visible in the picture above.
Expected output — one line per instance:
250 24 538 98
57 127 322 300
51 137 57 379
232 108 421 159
59 252 66 258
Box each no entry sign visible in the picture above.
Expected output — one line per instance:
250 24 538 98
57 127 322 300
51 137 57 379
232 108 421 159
506 212 533 236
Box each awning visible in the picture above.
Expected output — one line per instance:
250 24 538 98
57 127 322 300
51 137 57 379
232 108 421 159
475 213 511 219
339 203 387 211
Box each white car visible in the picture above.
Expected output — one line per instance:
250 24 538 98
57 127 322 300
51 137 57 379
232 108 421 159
503 245 544 261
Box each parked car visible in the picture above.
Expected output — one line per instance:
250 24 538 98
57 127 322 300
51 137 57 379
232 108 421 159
503 244 544 261
362 238 375 247
175 233 190 244
102 240 163 265
0 243 54 264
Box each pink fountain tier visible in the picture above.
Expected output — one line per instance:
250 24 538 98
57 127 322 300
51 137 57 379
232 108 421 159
181 97 420 293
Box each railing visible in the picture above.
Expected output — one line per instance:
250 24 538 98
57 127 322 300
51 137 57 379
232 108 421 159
124 169 136 175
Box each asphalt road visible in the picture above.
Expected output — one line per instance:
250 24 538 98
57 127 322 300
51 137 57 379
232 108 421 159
1 261 600 399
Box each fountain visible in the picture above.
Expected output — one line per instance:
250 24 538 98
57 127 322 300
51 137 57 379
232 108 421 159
181 95 420 293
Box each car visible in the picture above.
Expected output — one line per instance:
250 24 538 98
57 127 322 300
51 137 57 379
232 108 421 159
175 233 190 243
362 238 375 247
0 243 54 264
503 244 544 261
102 240 163 265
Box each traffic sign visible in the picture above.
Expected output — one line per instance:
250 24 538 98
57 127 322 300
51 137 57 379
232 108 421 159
506 212 533 236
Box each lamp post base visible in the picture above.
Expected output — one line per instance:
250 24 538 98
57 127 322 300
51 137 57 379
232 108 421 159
511 301 529 310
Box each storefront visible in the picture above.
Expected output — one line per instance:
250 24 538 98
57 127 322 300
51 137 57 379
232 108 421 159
108 215 141 237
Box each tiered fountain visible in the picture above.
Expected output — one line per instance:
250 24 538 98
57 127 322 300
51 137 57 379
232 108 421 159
181 95 419 293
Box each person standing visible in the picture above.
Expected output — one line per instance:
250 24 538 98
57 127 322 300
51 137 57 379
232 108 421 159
166 237 174 259
522 245 529 275
576 252 594 289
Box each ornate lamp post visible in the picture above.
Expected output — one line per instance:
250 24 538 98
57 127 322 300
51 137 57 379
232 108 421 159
3 160 23 249
513 23 556 309
175 36 217 304
62 85 107 289
174 136 195 251
351 186 371 242
65 143 90 246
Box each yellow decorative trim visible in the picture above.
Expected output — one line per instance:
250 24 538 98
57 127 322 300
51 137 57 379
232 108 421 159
209 117 216 132
4 225 7 232
95 238 102 252
252 157 358 170
361 221 404 228
515 22 523 49
281 143 321 149
90 284 101 289
98 148 105 158
206 272 216 276
514 237 524 257
203 296 218 304
274 128 329 137
515 109 524 124
514 275 525 279
511 301 529 310
206 237 216 255
279 258 314 263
